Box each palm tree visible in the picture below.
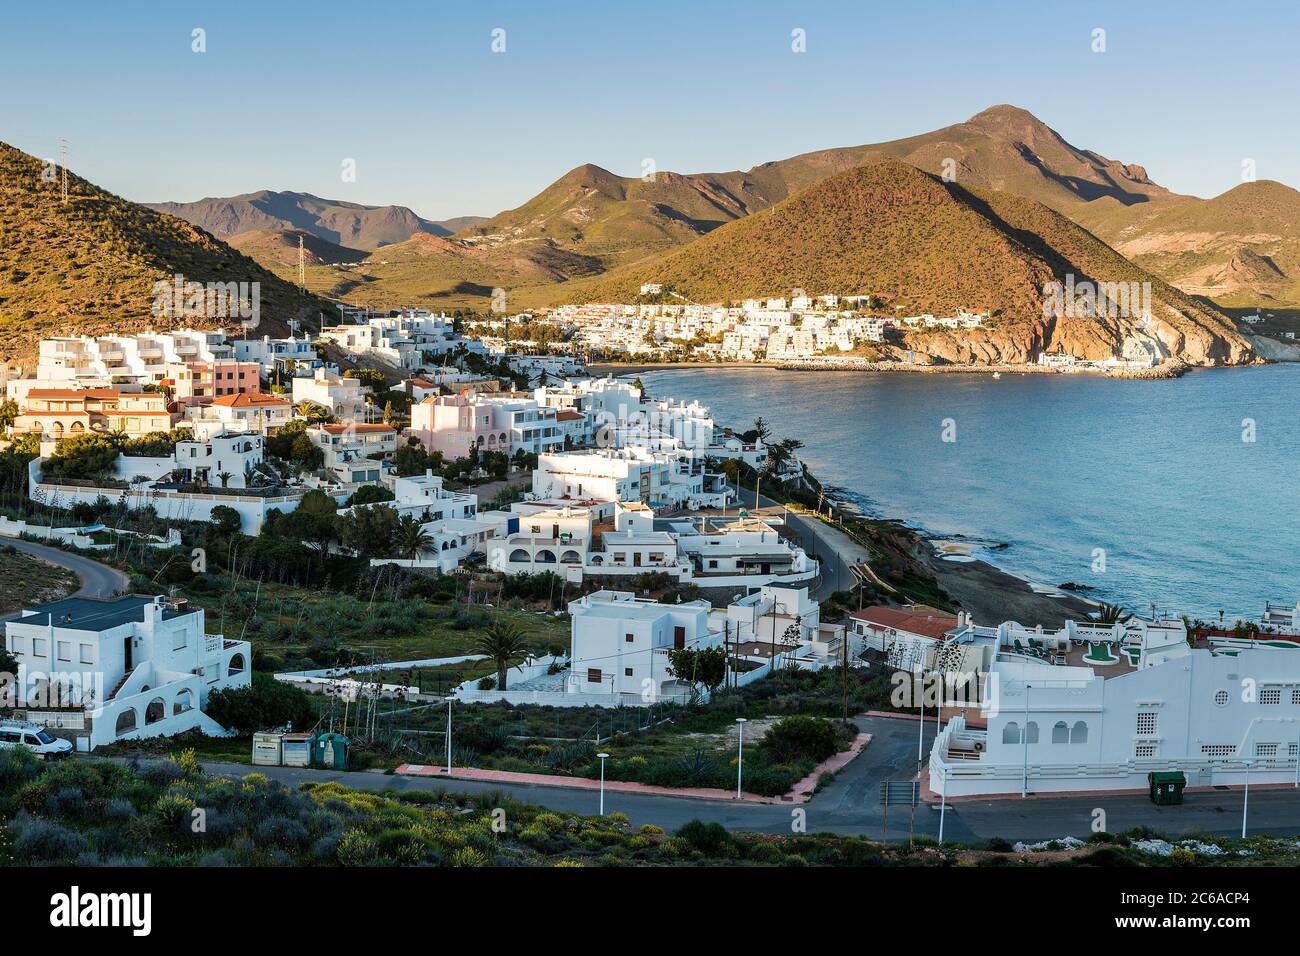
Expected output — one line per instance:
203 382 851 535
216 470 233 488
1097 602 1126 624
396 514 433 559
754 440 793 510
474 619 530 691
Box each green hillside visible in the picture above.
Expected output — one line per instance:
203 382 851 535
0 141 335 365
541 161 1251 366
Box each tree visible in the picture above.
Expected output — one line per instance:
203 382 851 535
666 645 727 694
393 441 434 477
295 401 334 424
40 434 119 481
348 484 395 507
1097 602 1126 625
216 470 233 488
396 514 433 559
0 398 20 430
209 505 242 536
473 619 530 691
337 503 400 557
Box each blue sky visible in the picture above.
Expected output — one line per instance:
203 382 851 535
1 0 1295 219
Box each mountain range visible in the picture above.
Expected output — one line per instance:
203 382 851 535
554 160 1251 366
4 103 1297 368
161 105 1298 327
0 142 335 366
146 190 487 250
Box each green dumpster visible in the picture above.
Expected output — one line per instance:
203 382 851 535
1148 771 1185 805
312 732 349 770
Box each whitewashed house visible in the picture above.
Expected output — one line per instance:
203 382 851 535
4 594 250 751
566 590 716 703
930 617 1300 796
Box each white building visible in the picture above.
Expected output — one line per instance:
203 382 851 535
566 590 716 702
929 615 1300 796
307 423 396 484
292 367 369 421
4 594 250 751
30 329 233 391
174 432 264 489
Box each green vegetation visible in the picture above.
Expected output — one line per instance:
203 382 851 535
0 140 335 366
0 543 79 615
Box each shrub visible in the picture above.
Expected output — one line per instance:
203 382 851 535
205 672 316 735
759 716 843 764
674 819 733 856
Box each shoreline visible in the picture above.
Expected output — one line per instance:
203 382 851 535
591 358 1196 380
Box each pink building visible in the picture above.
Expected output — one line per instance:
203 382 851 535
164 361 262 407
408 391 512 459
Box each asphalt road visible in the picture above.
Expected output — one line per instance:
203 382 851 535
2 538 129 620
194 714 1300 844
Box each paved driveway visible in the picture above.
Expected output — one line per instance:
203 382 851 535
2 538 129 621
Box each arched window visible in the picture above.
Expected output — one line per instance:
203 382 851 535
509 549 529 562
227 653 246 676
70 421 85 434
1002 722 1020 744
145 697 166 725
115 709 138 738
1052 721 1069 744
536 549 557 563
173 689 194 715
590 555 604 566
1025 722 1039 744
1071 721 1089 744
560 550 581 564
50 420 64 437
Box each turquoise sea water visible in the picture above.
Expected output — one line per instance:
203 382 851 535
639 364 1300 621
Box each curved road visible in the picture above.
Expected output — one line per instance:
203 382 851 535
2 538 129 614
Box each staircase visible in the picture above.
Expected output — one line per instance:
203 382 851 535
107 667 137 700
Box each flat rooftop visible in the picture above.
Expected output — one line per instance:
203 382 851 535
14 595 196 631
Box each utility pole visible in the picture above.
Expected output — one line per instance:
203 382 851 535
298 234 307 291
59 139 68 204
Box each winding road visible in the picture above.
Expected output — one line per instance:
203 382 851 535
195 713 1300 844
1 538 128 618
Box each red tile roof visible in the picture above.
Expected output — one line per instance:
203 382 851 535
211 391 290 408
849 606 959 641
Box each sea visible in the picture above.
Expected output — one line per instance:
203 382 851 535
638 364 1300 621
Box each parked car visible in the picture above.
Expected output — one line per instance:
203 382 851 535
0 720 73 760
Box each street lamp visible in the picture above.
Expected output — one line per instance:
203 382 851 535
597 752 610 815
735 718 748 799
938 761 947 845
445 696 455 774
1021 683 1032 798
1242 759 1252 839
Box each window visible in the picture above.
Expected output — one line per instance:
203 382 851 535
1136 711 1158 736
674 626 686 649
32 638 46 657
1202 744 1235 757
1024 722 1039 744
56 641 72 663
1214 690 1230 707
1135 742 1157 758
1071 721 1088 744
1002 722 1020 745
1292 688 1300 705
625 633 634 643
586 668 602 684
1052 721 1069 744
1256 743 1278 758
1261 687 1282 706
623 668 633 678
79 645 93 665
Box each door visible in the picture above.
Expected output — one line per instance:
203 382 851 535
123 637 133 671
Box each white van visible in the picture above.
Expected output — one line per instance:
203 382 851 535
0 721 74 760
